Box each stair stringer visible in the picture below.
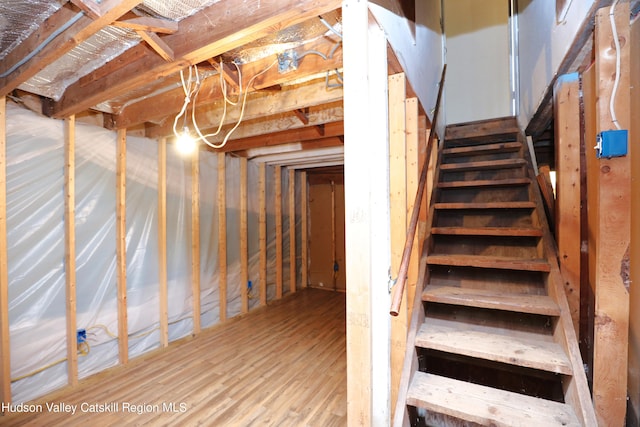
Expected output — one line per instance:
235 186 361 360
521 133 598 426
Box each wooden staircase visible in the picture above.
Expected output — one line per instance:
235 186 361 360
395 118 597 427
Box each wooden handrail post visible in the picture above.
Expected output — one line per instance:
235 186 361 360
390 65 446 316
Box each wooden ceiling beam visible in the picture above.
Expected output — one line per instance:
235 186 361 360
231 136 344 157
136 30 174 62
195 102 343 142
145 77 343 139
46 0 342 119
108 33 343 130
0 1 142 98
112 17 178 34
210 120 344 153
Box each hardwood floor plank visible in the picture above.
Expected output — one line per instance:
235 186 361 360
3 289 346 427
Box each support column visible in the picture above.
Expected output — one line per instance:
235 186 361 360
289 169 296 293
240 157 249 313
591 4 630 426
553 73 581 336
158 139 168 347
0 97 9 406
343 1 391 424
191 149 201 334
116 129 128 363
217 153 227 321
275 165 283 299
64 115 78 386
388 72 407 416
300 171 308 288
259 163 267 305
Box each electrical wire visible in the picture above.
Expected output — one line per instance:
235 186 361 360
319 16 343 40
217 58 279 148
609 0 622 130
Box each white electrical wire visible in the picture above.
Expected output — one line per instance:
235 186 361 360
216 58 279 148
609 0 622 130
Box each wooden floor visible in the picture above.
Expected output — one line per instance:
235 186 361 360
3 288 346 426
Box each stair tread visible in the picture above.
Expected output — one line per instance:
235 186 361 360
434 201 536 209
442 141 522 156
438 178 531 189
431 226 543 237
416 318 572 374
440 158 526 172
422 285 560 316
427 254 551 272
407 372 581 426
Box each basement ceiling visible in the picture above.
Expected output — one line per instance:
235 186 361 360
0 0 345 169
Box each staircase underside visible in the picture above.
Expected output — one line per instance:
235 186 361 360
396 117 596 427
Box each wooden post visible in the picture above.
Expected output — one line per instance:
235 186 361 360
217 153 227 321
115 129 128 364
629 15 640 426
343 2 391 423
405 98 420 325
158 138 168 347
259 163 267 305
240 157 249 313
289 168 296 293
64 115 78 385
0 97 11 406
275 165 283 299
553 73 581 336
388 72 407 416
191 149 201 334
300 171 308 288
592 4 630 426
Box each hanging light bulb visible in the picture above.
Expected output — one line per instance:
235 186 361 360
175 127 197 155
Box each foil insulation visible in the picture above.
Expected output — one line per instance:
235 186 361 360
18 25 142 101
0 0 65 61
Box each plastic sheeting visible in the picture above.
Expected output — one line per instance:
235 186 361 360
5 102 297 404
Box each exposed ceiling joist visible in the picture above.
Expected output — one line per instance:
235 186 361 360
45 0 342 119
210 103 342 142
146 77 343 139
0 1 142 97
210 121 343 153
109 33 343 130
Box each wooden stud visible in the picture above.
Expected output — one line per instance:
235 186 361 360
331 179 337 290
240 157 249 313
64 115 78 386
592 4 630 426
388 72 407 417
300 171 308 288
259 163 267 306
343 3 391 423
191 149 201 335
115 128 128 364
289 169 296 294
275 165 283 299
553 73 581 336
405 98 420 320
629 16 640 425
158 138 168 348
217 153 227 321
0 97 11 406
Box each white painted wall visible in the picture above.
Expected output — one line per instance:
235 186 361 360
517 0 596 127
444 0 512 124
370 0 444 130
